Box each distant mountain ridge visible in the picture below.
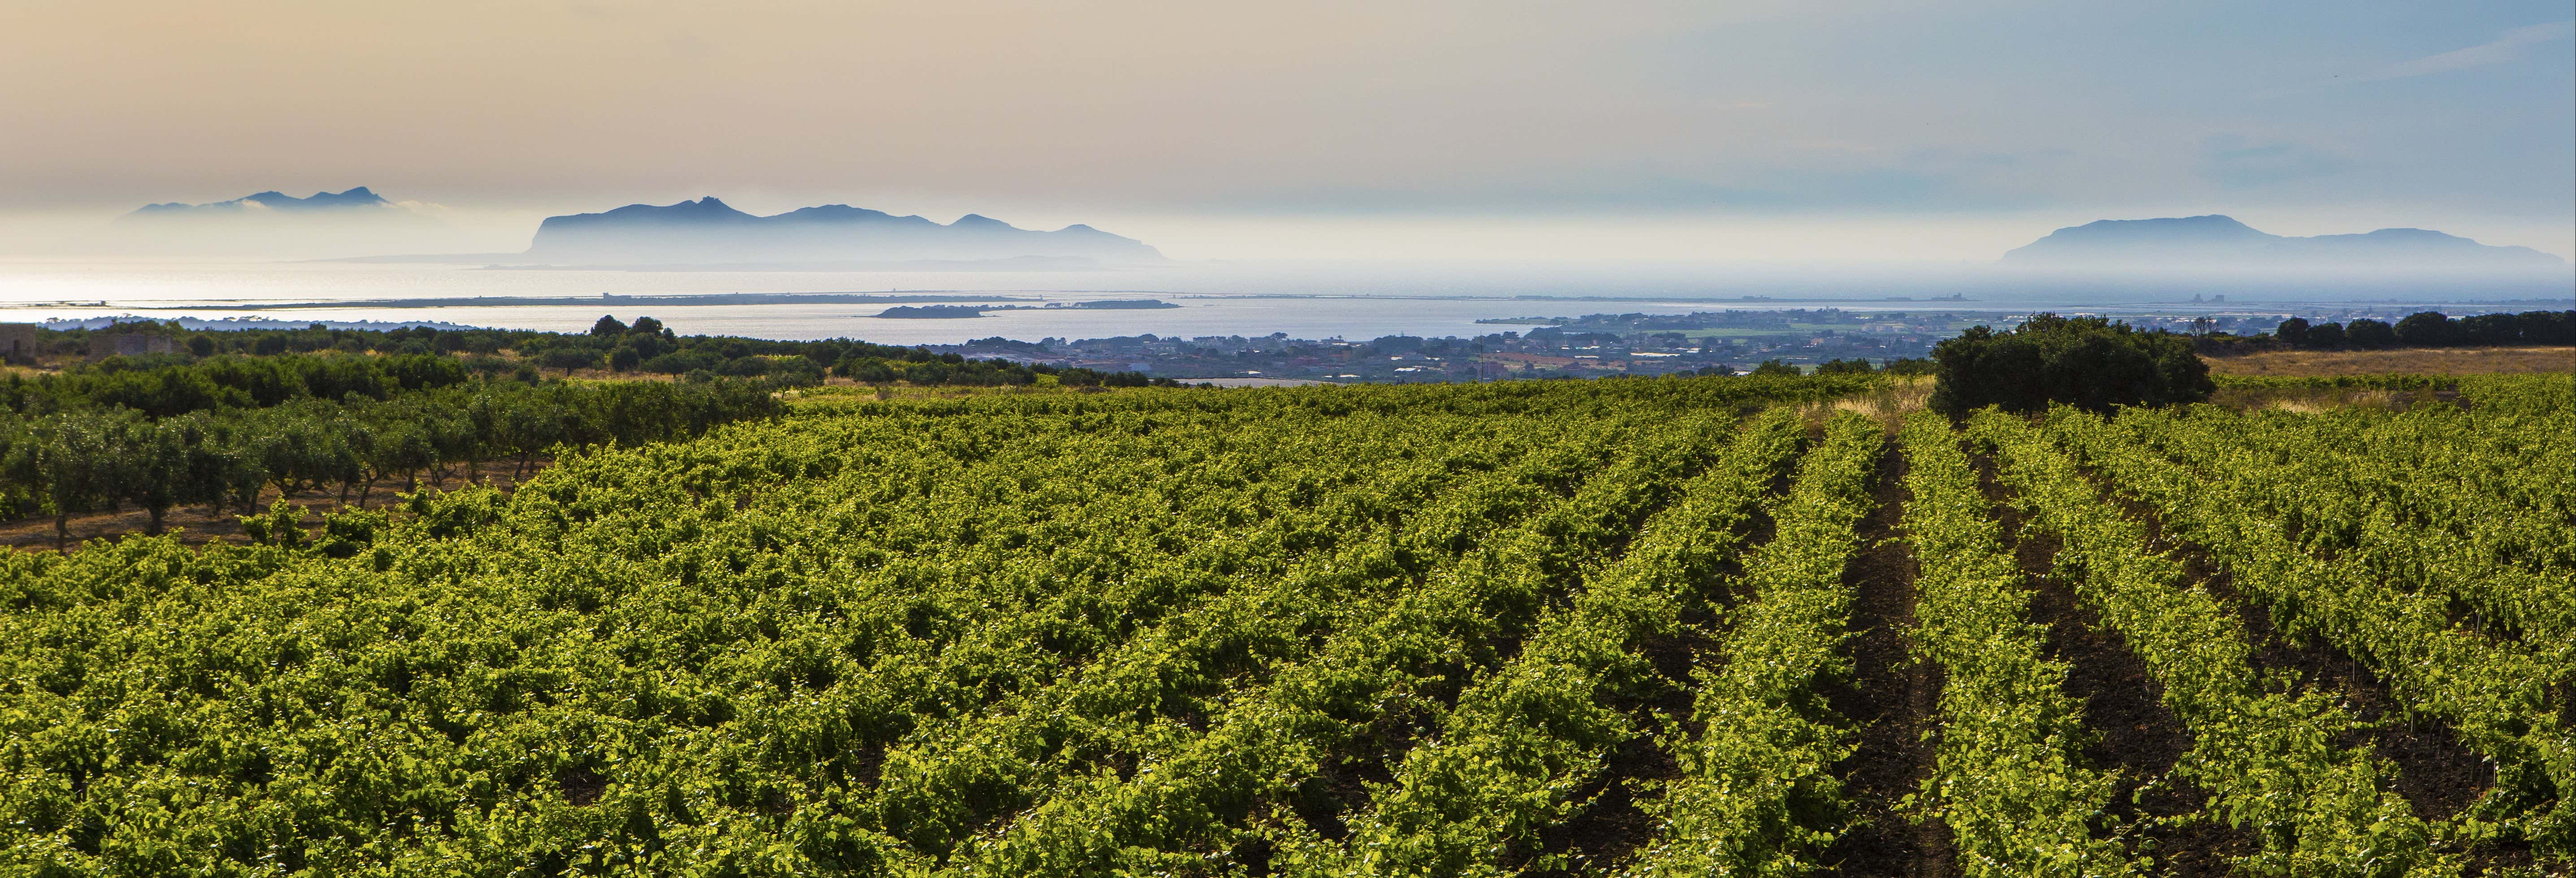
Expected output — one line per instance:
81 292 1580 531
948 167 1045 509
89 187 449 258
2003 215 2565 269
126 187 398 217
522 197 1165 265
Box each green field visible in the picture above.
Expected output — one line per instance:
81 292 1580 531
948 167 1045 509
1 374 2567 876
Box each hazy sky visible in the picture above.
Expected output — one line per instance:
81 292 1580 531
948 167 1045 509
3 0 2570 259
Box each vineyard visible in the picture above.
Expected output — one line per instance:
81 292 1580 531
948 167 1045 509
0 373 2566 876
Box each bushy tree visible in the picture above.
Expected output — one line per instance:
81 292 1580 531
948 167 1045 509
2519 310 2576 344
539 348 600 376
122 414 202 535
1928 313 2211 417
2346 318 2397 349
2394 311 2458 347
2457 313 2519 345
2274 317 2311 347
26 411 130 549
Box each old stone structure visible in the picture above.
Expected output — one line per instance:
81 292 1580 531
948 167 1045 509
0 324 36 364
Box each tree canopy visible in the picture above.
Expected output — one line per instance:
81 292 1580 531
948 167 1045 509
1928 313 2211 417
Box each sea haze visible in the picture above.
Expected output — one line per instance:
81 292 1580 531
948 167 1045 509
0 258 2565 344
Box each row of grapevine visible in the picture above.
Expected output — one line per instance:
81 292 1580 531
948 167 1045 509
26 372 2565 875
1896 412 2137 876
2357 388 2576 530
1971 410 2441 877
792 370 1883 424
0 411 1028 873
10 404 1308 870
1285 408 1809 876
508 402 1617 871
856 415 1616 866
2183 404 2576 645
0 403 1554 873
2048 405 2572 854
3 374 1884 875
1621 411 1884 876
947 413 1732 874
2461 373 2576 417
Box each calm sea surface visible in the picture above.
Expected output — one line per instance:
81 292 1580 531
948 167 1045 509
1 259 2562 343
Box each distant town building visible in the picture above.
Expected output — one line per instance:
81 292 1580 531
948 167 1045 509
0 324 35 364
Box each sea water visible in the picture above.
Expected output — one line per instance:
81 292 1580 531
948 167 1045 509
0 259 2563 343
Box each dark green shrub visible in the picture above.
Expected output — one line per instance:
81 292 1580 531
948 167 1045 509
1928 313 2211 417
2274 317 2311 347
539 348 601 375
2346 318 2397 349
2394 312 2457 347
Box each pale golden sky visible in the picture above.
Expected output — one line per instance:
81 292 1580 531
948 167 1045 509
3 0 2569 259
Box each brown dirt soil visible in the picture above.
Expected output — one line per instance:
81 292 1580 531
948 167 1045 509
1820 443 1954 877
1972 452 2254 876
0 459 548 553
2204 346 2574 377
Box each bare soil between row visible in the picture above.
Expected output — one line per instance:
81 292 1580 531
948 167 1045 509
1822 443 1953 877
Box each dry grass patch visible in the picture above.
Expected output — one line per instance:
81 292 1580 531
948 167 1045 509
2205 346 2573 378
1809 375 1932 431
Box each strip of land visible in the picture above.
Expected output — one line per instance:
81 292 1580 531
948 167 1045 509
132 291 1042 310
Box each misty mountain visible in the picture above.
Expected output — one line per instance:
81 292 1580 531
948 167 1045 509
126 187 400 216
2003 215 2566 269
87 187 453 258
521 197 1166 265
